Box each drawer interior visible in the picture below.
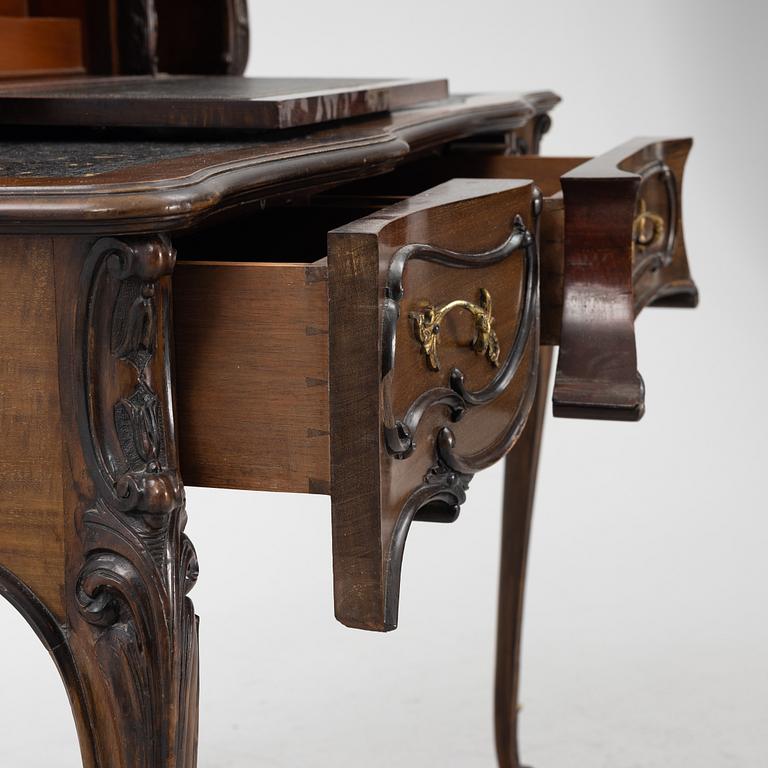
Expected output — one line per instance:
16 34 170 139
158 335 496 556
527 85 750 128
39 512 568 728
172 204 375 265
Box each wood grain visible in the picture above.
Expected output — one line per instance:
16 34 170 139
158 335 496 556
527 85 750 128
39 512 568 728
0 56 699 768
27 0 119 75
495 345 552 768
0 0 28 14
174 259 330 493
0 16 83 75
554 137 698 420
329 178 540 631
0 235 65 619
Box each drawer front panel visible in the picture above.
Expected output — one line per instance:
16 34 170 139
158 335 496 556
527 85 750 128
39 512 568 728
328 178 540 631
554 137 697 421
384 217 536 465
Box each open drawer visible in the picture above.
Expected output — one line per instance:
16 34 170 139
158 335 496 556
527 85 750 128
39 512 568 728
173 178 540 630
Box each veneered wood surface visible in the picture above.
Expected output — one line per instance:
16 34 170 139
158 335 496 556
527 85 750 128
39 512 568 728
628 140 698 310
0 15 83 75
346 153 582 346
555 137 697 420
165 148 604 498
174 259 330 493
329 178 538 631
0 236 65 620
319 153 582 346
26 0 118 75
378 155 581 347
0 75 450 130
391 237 528 456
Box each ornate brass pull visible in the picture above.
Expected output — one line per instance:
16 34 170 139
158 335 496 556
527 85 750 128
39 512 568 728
410 288 500 372
632 198 666 256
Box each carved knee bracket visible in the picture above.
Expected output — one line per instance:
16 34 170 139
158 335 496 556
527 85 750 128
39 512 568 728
57 235 199 768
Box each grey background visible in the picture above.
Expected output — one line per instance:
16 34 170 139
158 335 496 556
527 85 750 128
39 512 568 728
1 0 766 765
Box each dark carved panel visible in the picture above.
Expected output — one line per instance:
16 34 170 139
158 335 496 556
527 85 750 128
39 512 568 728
66 235 199 768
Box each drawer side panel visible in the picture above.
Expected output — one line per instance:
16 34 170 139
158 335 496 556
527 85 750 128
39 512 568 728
174 261 330 494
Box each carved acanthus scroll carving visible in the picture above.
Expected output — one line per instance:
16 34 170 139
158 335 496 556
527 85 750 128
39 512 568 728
70 235 199 768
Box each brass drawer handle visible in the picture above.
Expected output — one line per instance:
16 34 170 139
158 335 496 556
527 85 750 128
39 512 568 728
632 197 666 255
410 288 500 371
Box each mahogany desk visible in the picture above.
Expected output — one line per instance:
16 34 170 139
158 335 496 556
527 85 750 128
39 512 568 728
0 85 697 767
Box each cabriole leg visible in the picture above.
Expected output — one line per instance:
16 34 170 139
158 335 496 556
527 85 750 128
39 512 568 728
55 234 199 768
494 346 553 768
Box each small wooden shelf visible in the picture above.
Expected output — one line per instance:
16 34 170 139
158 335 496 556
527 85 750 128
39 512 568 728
0 15 83 76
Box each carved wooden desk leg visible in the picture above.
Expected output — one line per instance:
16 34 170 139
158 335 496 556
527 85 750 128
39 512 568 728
54 235 199 768
494 345 553 768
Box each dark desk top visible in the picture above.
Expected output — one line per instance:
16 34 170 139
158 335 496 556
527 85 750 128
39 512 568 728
0 76 450 131
0 91 559 234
